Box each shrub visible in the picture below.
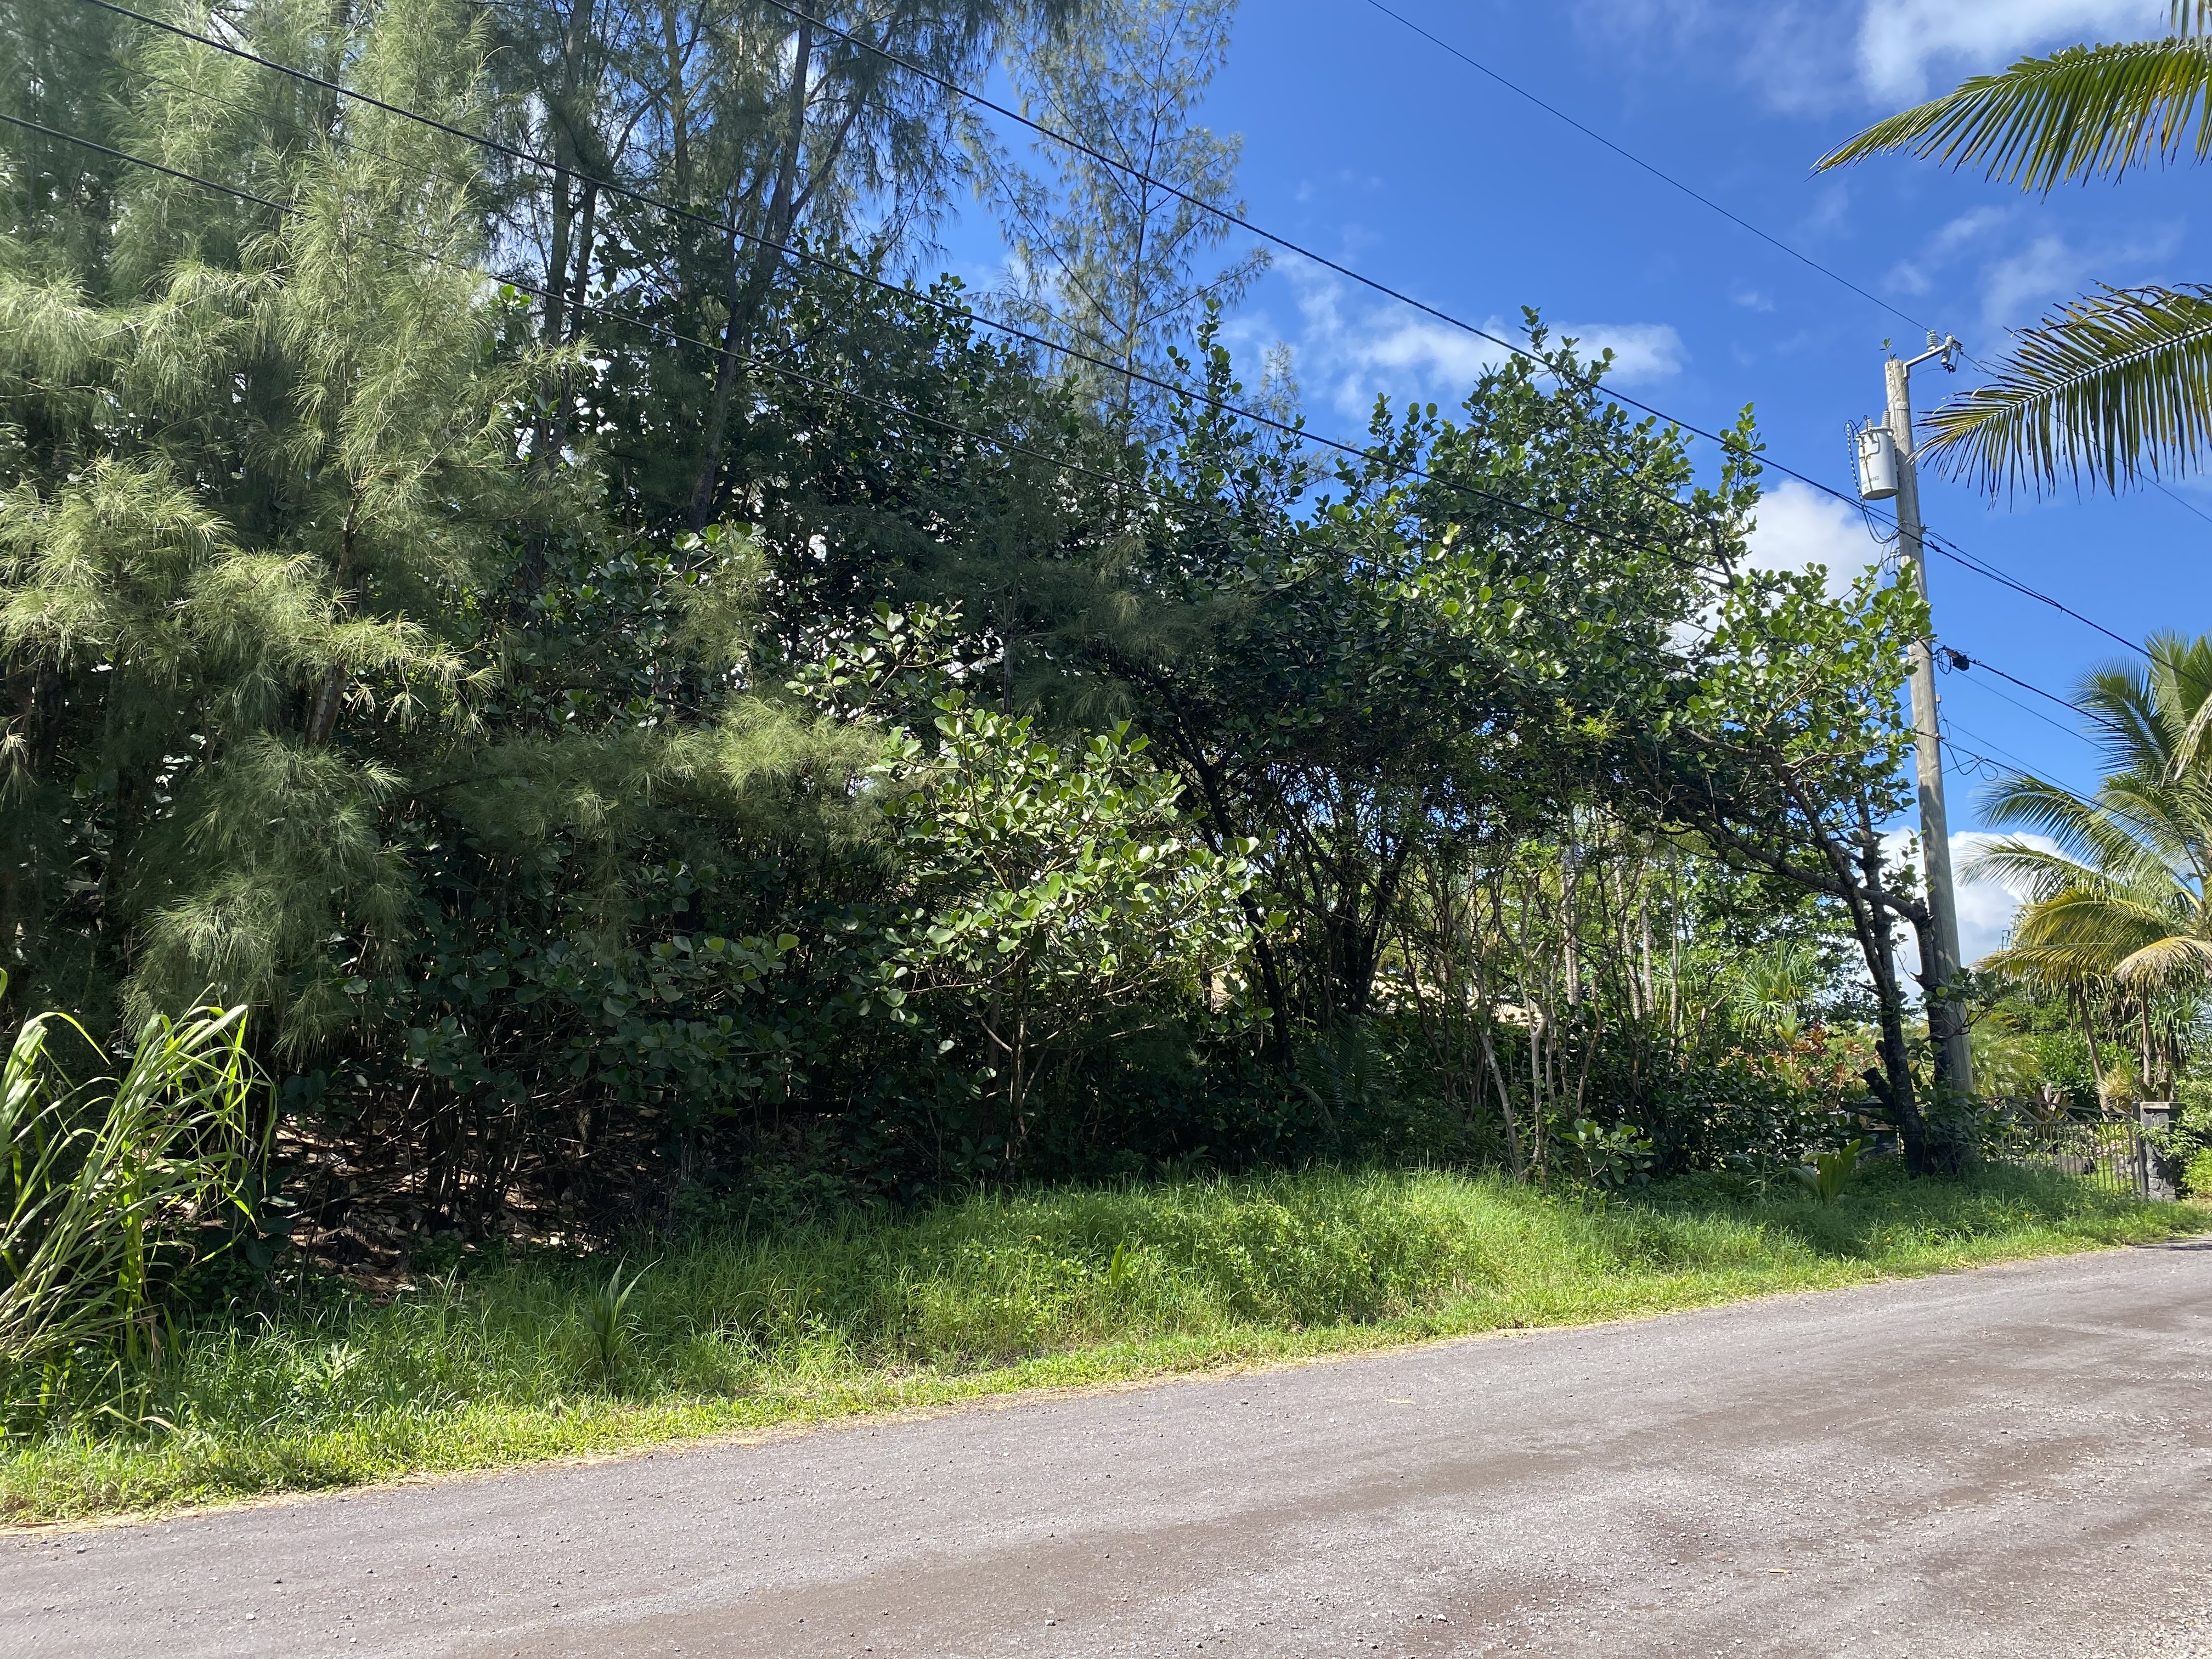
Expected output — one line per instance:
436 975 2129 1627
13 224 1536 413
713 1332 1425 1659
2 978 265 1393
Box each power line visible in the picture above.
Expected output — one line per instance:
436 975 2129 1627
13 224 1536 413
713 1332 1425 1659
2156 480 2212 528
1920 528 2148 657
1940 658 2103 749
1937 644 2135 741
754 0 1932 520
1940 713 2075 785
59 0 2160 655
1357 0 1936 339
1347 2 2161 662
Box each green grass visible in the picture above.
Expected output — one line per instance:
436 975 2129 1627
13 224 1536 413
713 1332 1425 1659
2 1161 2202 1527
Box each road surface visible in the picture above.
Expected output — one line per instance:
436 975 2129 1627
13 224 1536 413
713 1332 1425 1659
8 1244 2212 1658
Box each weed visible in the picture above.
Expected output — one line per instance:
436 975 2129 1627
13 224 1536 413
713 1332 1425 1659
1793 1139 1866 1205
578 1263 650 1389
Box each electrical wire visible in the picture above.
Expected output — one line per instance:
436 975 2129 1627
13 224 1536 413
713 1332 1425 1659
1939 715 2066 785
1937 646 2126 734
1937 657 2104 749
9 94 1769 678
746 0 1910 520
0 108 1186 516
2156 480 2212 527
57 0 2169 653
1920 528 2149 657
1357 0 1938 339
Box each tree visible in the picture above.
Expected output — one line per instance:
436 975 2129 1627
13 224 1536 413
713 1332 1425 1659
1968 633 2212 1095
1074 327 1735 1052
1629 561 1955 1170
881 689 1258 1164
1816 1 2212 495
969 0 1266 417
0 0 529 1039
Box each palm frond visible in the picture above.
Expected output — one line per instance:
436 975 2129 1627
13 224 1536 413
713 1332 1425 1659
1980 771 2118 861
1815 38 2212 191
1963 838 2125 904
2153 630 2212 772
2080 656 2174 775
1917 285 2212 496
1981 943 2115 986
2011 883 2193 950
2114 931 2212 983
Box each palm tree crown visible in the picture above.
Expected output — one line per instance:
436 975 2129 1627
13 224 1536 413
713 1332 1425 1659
1970 634 2212 993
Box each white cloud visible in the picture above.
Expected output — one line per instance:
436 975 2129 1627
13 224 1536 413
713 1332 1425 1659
1276 270 1684 419
1743 480 1882 595
1857 0 2164 103
1558 321 1689 383
1978 224 2181 329
1871 208 2178 335
1887 207 2010 296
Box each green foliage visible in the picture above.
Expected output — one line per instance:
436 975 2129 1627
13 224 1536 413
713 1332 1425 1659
577 1261 650 1389
1968 634 2212 1103
0 0 1977 1257
882 691 1259 1142
1793 1139 1866 1205
1564 1118 1657 1190
2 975 264 1390
2185 1147 2212 1196
972 0 1267 414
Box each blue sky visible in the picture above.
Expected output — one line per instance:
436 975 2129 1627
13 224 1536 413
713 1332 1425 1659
947 0 2206 960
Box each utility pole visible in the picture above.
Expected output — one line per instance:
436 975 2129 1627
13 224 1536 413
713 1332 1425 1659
1858 332 1973 1101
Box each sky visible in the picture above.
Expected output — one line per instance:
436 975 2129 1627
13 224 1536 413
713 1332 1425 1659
941 0 2207 963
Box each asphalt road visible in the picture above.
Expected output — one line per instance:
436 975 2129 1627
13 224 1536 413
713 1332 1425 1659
9 1244 2212 1659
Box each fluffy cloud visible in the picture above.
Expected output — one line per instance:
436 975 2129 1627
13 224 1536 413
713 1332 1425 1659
1583 0 2165 114
1878 208 2179 334
1978 224 2181 329
1743 479 1882 595
1274 270 1684 419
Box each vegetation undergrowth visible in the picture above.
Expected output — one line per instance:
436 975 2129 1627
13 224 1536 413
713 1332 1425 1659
3 1161 2199 1527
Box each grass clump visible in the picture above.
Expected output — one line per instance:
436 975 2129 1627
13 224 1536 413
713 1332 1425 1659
2 1161 2199 1526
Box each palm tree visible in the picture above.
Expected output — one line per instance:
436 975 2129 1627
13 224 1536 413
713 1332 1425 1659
1816 3 2212 496
1967 634 2212 1091
1727 939 1822 1041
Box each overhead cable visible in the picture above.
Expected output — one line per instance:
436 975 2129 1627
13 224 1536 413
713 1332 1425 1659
1358 0 1936 338
0 109 1188 515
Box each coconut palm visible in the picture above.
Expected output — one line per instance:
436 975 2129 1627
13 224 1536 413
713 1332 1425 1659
1967 635 2212 1015
1816 3 2212 496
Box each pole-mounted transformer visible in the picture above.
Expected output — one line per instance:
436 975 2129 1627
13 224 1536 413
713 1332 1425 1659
1855 419 1899 501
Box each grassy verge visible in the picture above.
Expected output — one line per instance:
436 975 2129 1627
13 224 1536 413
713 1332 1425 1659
3 1162 2202 1526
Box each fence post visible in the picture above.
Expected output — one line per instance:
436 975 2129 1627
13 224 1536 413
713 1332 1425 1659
2138 1101 2177 1202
